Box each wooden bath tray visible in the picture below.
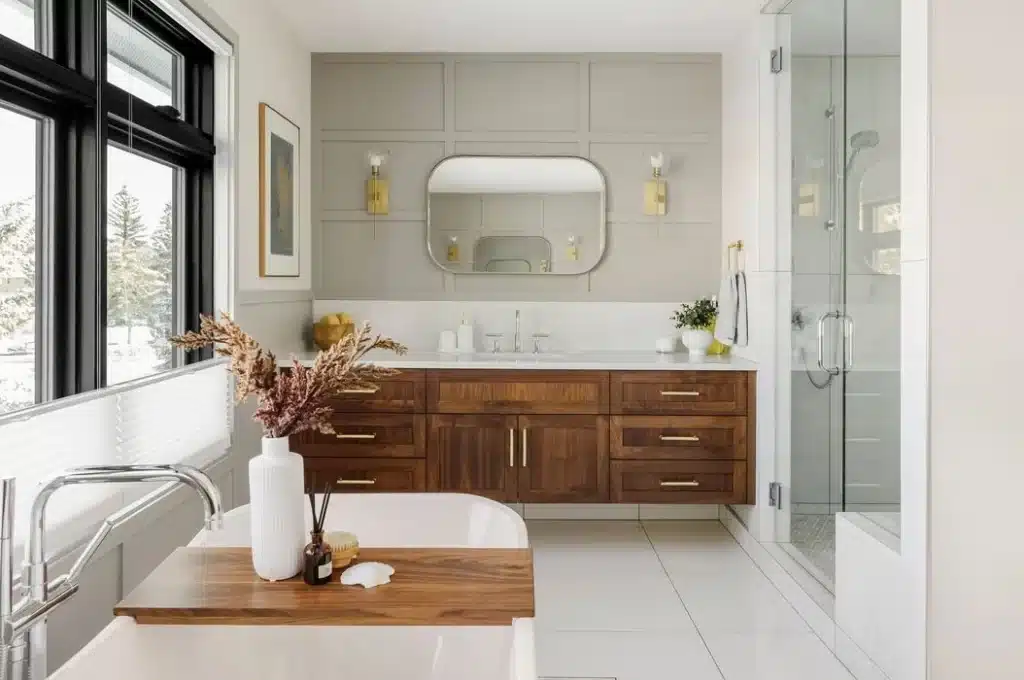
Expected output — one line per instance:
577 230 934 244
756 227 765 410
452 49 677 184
115 546 534 626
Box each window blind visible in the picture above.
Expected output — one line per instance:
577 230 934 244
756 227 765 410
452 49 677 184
0 359 231 550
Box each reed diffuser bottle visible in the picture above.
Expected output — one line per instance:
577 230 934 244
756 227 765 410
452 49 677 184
304 487 334 586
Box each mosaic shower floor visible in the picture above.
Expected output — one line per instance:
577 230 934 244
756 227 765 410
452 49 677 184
790 513 836 585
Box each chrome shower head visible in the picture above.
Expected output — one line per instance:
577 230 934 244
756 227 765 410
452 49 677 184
845 130 880 174
850 130 880 150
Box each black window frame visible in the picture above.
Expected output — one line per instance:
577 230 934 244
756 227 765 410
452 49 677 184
0 0 215 403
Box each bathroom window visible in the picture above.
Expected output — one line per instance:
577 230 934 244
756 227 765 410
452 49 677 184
0 0 216 408
861 198 902 275
106 146 180 384
0 106 44 414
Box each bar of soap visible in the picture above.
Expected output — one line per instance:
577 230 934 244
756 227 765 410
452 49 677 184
340 562 394 589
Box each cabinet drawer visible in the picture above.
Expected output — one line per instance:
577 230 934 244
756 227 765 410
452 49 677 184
611 371 749 415
291 414 425 459
611 415 747 461
327 370 425 413
428 370 609 414
304 458 426 493
611 460 747 504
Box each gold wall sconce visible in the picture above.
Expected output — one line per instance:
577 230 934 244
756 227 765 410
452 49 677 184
366 150 390 215
566 235 579 261
643 152 667 216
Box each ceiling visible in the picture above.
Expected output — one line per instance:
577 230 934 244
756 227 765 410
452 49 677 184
260 0 764 53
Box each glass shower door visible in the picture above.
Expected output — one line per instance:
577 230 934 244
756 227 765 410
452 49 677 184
779 0 849 589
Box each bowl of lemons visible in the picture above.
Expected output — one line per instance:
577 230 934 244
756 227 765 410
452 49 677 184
313 312 356 350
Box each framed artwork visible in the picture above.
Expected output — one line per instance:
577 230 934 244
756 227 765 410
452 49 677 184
259 103 300 277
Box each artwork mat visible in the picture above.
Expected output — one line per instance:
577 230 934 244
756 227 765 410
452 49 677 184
259 102 300 277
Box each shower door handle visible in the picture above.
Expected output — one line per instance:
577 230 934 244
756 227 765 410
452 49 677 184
841 314 855 371
825 107 837 231
816 311 842 376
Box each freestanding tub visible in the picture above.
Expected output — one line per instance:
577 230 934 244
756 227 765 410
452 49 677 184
50 493 535 680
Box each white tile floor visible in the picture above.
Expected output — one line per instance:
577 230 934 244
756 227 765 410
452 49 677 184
530 520 855 680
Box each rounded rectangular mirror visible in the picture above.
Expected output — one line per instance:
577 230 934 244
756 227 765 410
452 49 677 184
427 156 607 275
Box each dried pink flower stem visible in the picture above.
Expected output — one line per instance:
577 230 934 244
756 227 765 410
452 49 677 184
170 313 406 438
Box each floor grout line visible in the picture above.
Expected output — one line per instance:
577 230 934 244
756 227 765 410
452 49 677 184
640 520 727 680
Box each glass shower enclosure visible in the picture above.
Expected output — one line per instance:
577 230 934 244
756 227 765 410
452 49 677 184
767 0 901 591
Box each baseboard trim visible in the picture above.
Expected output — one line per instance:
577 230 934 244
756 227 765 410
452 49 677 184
518 504 721 521
718 506 891 680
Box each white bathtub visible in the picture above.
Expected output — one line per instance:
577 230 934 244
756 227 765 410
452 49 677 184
51 493 535 680
192 492 530 550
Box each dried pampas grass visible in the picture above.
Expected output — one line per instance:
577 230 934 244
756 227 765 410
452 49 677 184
171 313 406 438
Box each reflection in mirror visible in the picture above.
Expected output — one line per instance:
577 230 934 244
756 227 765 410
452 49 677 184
427 156 606 275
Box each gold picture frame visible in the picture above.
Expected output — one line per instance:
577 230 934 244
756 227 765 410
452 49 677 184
258 103 300 277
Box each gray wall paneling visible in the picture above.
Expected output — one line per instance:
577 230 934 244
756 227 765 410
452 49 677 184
312 54 722 302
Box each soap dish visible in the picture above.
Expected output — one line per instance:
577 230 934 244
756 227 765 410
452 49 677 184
326 531 359 569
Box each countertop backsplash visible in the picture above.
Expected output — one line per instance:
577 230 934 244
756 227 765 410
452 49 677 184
312 300 688 353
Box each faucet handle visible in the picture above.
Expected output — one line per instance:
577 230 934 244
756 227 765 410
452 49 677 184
485 333 504 353
531 333 550 354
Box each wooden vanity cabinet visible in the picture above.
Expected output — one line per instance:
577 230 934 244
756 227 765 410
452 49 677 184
427 414 520 501
290 368 755 504
516 414 609 503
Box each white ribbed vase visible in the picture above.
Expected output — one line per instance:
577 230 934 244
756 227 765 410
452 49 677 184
249 436 305 581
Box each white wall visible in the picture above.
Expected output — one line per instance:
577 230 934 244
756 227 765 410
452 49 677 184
927 0 1024 676
205 0 313 293
722 14 781 542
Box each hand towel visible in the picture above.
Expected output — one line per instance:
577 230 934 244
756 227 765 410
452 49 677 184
735 270 749 347
714 251 738 346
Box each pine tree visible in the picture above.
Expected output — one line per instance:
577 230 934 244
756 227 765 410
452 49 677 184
0 198 36 337
107 186 156 344
148 201 174 369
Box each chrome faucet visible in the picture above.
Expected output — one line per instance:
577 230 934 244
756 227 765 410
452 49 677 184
514 309 522 353
1 465 223 680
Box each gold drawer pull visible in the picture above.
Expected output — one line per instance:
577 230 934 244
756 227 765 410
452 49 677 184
660 390 700 397
660 435 700 443
521 427 528 467
336 433 376 440
342 387 380 394
509 428 515 468
336 478 376 486
660 480 700 488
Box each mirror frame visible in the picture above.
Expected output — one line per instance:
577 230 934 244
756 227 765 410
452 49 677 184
425 155 608 276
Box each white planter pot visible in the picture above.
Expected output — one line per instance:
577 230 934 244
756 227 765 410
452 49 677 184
249 436 305 581
681 328 714 357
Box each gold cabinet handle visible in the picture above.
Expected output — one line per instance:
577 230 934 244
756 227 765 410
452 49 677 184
660 390 700 397
508 428 515 468
660 435 700 442
336 478 376 486
337 433 376 440
342 386 380 394
660 480 700 488
521 428 528 467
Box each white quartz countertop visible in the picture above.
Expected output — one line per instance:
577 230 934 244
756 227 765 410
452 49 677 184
278 350 758 371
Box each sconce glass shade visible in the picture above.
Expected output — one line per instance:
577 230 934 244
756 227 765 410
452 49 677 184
367 150 390 174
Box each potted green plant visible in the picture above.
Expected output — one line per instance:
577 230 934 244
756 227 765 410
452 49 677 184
672 297 718 358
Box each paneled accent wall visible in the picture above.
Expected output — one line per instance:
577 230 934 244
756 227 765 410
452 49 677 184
312 54 722 302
